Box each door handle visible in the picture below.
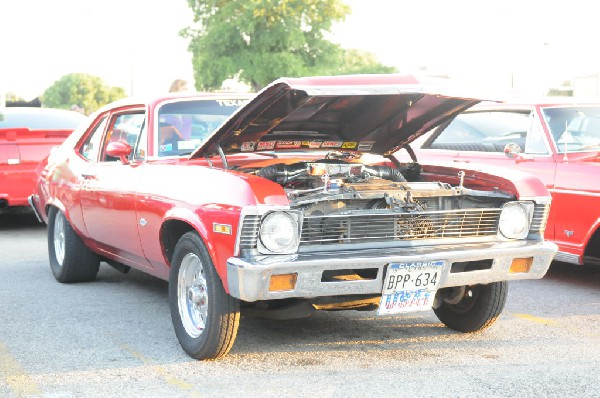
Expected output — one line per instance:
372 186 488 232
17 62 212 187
81 173 96 180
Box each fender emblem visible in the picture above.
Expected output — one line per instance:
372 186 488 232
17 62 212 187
139 218 147 227
564 230 574 237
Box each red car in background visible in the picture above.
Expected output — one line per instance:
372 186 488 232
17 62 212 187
0 107 86 210
30 76 557 360
408 99 600 266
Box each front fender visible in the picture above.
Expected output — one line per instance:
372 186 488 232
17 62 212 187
161 205 242 293
161 207 211 262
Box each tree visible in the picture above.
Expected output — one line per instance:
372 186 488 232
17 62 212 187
183 0 395 91
5 92 26 103
336 49 397 75
42 73 126 114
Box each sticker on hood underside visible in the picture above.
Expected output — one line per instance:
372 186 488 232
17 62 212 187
241 142 256 152
275 140 302 149
358 141 374 151
321 141 343 148
256 141 276 150
305 141 323 149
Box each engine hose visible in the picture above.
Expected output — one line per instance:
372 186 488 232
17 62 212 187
362 165 406 182
256 163 307 184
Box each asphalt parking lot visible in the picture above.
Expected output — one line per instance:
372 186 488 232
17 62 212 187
0 211 599 398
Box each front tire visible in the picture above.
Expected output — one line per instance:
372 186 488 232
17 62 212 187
433 281 508 332
169 232 240 360
47 207 100 283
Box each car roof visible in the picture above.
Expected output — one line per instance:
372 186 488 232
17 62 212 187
474 97 600 109
0 107 87 130
95 92 255 112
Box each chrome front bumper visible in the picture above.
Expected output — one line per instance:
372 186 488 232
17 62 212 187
227 240 557 302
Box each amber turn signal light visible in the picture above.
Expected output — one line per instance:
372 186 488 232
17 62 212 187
269 273 298 292
509 257 533 274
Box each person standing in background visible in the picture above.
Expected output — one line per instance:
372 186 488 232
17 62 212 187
169 79 189 93
165 79 192 139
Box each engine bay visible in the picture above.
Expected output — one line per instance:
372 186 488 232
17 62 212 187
243 155 513 216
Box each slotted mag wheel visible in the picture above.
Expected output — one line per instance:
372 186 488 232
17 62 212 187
53 211 66 266
177 253 208 338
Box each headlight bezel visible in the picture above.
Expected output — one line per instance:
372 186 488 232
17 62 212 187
498 201 534 240
257 210 301 254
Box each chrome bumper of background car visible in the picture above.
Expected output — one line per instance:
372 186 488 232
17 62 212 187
227 240 557 302
553 251 581 265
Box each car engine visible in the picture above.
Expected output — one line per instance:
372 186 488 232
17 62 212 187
254 158 510 215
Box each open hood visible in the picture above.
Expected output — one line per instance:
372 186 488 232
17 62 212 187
190 74 494 159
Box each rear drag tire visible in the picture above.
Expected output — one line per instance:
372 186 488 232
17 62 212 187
47 207 100 283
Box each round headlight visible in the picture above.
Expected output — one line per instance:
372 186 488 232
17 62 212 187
259 212 299 253
498 203 530 239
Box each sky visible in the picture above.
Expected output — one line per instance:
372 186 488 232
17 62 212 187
2 0 600 101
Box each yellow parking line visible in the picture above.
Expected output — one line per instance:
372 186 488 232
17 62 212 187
0 342 41 397
121 344 202 396
511 313 600 338
511 313 559 326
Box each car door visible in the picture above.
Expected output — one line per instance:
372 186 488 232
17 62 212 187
79 109 152 269
540 105 600 261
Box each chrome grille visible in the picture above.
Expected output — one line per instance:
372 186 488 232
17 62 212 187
238 215 261 250
528 203 550 237
300 209 501 245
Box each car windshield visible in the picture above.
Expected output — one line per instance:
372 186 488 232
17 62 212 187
156 99 247 157
543 107 600 153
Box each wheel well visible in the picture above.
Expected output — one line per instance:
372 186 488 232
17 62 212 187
161 220 195 265
584 227 600 260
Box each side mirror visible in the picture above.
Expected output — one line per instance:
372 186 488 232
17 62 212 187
503 143 523 158
106 141 132 164
504 143 532 162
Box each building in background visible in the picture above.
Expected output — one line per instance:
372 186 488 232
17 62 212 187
573 74 600 98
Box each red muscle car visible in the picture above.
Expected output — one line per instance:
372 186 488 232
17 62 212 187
409 99 600 267
30 75 557 360
0 107 86 210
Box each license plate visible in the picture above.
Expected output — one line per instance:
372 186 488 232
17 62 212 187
378 260 445 315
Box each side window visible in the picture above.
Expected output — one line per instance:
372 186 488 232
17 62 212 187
428 111 532 153
524 115 549 154
80 116 108 161
543 107 600 153
430 117 484 144
133 121 148 160
101 112 146 162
